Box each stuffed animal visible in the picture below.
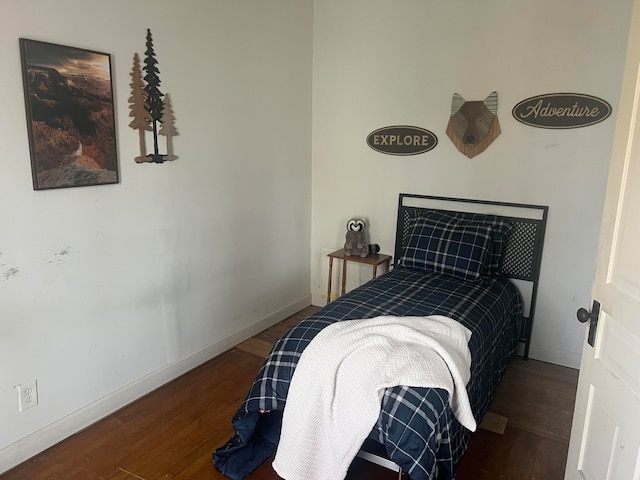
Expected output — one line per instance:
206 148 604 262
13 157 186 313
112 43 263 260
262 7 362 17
344 218 369 257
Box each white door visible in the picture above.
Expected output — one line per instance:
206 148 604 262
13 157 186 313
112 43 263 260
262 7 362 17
564 2 640 479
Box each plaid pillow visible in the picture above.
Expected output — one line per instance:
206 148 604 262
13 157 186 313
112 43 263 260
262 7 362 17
398 217 493 281
418 211 513 276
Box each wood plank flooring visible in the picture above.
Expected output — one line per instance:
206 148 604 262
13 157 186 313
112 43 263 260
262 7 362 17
1 306 579 480
455 356 579 480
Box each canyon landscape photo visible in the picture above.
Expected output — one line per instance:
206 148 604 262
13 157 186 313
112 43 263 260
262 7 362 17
20 39 118 189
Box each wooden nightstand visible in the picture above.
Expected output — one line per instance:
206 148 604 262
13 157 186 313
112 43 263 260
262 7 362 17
326 248 392 304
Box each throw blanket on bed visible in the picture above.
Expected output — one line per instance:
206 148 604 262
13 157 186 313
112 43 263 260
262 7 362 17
271 315 475 480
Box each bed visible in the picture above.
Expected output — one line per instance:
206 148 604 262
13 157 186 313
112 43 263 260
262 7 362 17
214 193 548 480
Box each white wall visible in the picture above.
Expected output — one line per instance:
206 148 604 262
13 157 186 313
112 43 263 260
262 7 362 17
0 0 312 471
311 0 633 368
0 0 634 472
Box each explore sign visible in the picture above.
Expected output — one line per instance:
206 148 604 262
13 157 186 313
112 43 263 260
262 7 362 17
366 125 438 155
512 93 611 129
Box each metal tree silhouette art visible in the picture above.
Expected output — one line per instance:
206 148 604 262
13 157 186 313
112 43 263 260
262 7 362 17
143 28 165 163
128 52 153 163
159 94 178 161
128 29 178 164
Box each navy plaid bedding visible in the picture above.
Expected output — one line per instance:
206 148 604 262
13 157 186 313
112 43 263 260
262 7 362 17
398 217 494 281
214 267 522 480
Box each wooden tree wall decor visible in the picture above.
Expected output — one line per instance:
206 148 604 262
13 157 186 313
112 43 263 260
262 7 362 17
128 29 178 163
446 91 501 159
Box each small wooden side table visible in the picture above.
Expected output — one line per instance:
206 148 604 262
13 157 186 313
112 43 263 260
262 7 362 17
326 248 392 304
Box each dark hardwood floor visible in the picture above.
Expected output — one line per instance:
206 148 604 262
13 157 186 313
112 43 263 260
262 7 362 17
1 306 579 480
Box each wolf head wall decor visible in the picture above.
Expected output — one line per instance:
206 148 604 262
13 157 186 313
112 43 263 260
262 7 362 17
446 91 501 159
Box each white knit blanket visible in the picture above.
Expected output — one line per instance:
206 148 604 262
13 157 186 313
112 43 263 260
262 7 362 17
272 315 475 480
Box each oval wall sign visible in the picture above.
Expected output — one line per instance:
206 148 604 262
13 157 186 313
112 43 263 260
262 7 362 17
512 93 612 129
366 125 438 156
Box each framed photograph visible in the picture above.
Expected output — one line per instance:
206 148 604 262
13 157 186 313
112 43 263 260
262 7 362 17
19 38 119 190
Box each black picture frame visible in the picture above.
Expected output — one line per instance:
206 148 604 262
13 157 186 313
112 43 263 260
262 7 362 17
19 38 119 190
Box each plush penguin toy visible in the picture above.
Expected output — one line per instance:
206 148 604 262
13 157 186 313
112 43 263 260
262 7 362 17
344 218 369 257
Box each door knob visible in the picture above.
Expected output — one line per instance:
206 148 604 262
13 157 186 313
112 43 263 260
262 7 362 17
577 300 600 347
577 307 595 323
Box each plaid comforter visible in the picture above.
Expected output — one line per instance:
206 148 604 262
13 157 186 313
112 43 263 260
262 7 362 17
214 267 522 480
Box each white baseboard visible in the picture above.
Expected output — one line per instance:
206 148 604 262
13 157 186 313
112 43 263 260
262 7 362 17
527 343 582 369
0 295 311 474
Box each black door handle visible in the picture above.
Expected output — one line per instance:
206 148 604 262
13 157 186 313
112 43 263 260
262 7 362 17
577 307 596 323
577 300 600 347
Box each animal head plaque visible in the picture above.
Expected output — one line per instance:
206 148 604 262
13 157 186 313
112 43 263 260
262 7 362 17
446 91 501 158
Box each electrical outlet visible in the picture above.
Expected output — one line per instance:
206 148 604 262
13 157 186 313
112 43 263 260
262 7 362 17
18 380 38 412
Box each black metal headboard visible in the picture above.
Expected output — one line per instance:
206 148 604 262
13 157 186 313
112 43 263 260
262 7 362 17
395 193 548 359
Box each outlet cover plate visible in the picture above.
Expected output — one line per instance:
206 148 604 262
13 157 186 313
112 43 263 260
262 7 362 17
18 380 38 412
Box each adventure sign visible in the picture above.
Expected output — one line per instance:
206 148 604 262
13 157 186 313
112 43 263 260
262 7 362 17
366 126 438 156
512 93 611 129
